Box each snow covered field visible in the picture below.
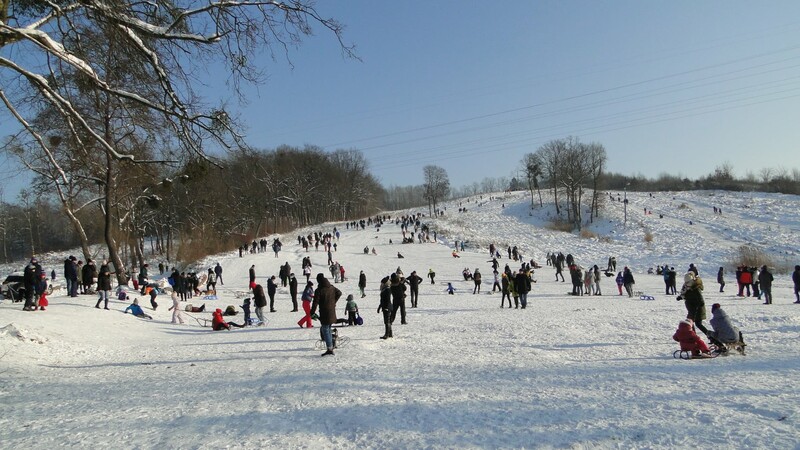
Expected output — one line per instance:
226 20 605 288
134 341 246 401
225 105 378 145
1 190 799 449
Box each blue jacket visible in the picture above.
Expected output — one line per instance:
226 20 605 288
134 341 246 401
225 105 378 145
125 304 146 316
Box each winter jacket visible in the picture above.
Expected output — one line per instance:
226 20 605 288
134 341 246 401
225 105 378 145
23 262 42 290
514 272 530 295
622 269 635 285
301 285 314 302
267 278 277 296
125 303 147 316
406 274 422 289
82 263 97 285
709 308 740 343
681 285 706 321
390 278 407 303
310 277 342 325
253 284 267 308
97 264 112 291
673 320 707 352
379 283 392 310
345 299 358 312
758 269 773 290
793 268 800 288
358 272 367 288
289 276 298 296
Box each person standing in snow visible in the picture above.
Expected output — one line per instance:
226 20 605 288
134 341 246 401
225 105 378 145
405 270 422 308
289 273 299 312
514 268 530 309
491 270 501 293
500 273 512 308
428 268 436 284
717 267 725 293
206 268 217 294
759 265 774 305
311 273 342 356
214 263 223 285
344 294 359 326
389 272 408 325
793 265 800 304
378 277 393 339
677 272 709 336
358 270 367 298
168 291 184 324
22 257 43 311
298 282 314 328
267 275 278 312
249 265 256 290
82 259 96 295
252 284 267 325
473 268 482 294
593 265 602 295
622 267 635 298
95 260 113 310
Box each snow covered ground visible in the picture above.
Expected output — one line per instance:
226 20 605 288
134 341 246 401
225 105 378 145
1 190 799 449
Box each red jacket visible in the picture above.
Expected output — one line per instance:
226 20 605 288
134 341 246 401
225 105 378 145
673 321 709 353
212 312 228 331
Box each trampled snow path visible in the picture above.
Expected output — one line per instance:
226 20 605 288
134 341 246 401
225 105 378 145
1 190 799 449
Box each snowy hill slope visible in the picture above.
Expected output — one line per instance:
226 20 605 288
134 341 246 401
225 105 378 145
0 190 799 449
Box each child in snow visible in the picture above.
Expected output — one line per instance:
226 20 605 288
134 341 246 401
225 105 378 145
211 308 245 331
168 291 184 324
241 297 252 325
125 299 153 319
445 283 455 295
37 292 49 311
344 294 359 326
615 272 624 296
672 319 710 357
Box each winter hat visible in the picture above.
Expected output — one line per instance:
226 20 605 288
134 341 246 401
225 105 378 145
346 294 353 301
30 257 37 264
133 299 139 305
684 272 695 283
390 273 398 282
712 303 721 312
215 308 222 314
316 273 325 283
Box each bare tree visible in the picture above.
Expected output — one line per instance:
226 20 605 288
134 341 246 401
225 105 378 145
423 165 450 216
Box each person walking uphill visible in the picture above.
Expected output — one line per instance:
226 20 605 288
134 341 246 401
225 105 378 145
406 270 422 308
310 273 342 356
622 267 635 298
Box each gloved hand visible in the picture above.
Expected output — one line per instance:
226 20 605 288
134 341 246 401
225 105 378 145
311 313 319 321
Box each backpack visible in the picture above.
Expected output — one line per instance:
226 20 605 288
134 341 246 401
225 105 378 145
224 305 237 316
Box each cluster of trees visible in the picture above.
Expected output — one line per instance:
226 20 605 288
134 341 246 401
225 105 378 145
605 163 800 194
520 137 608 230
1 0 356 280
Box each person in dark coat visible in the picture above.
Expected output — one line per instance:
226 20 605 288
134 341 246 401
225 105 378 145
267 275 278 312
389 273 408 325
677 272 708 335
310 273 342 356
95 260 113 310
248 265 256 289
82 260 97 295
622 267 635 297
514 268 531 309
22 258 43 311
708 303 745 352
759 265 774 305
793 265 800 304
358 270 367 298
288 273 299 312
377 277 393 339
214 263 223 285
252 284 267 324
717 267 725 293
405 271 422 308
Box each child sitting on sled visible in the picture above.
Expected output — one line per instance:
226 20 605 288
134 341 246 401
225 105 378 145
672 319 710 357
211 308 245 331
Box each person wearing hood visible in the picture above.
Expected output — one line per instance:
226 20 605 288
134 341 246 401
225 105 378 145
23 257 43 311
673 319 711 358
252 284 267 325
708 303 746 353
759 265 774 305
677 271 709 336
311 273 342 356
211 308 244 330
472 268 482 294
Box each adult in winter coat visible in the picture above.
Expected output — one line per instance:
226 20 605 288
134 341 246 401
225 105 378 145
406 271 423 308
592 265 602 295
500 273 512 308
252 284 267 324
297 282 314 328
677 272 709 335
267 276 278 312
759 266 774 305
717 267 725 293
514 268 531 309
427 269 436 284
95 261 113 309
708 303 743 346
214 263 224 285
249 265 256 289
615 272 624 295
793 265 800 304
289 273 299 312
358 271 367 298
622 267 635 298
22 258 43 311
378 277 393 339
473 269 482 294
389 273 408 324
82 260 97 295
206 268 217 293
310 274 342 356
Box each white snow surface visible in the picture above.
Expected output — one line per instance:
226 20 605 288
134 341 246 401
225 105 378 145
1 190 799 449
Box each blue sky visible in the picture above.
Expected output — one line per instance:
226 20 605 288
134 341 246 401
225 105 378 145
3 1 800 198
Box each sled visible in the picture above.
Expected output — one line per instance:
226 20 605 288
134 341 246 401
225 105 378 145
313 328 350 350
639 295 656 300
673 349 717 360
203 294 218 300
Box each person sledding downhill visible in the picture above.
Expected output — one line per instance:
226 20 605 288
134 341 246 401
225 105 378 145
673 319 712 359
708 303 747 355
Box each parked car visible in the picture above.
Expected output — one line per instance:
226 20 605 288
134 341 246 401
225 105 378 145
1 273 26 301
